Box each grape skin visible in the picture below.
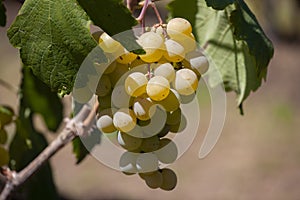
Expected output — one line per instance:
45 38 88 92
117 131 142 151
124 72 148 97
160 168 177 191
173 68 199 95
154 63 175 83
113 108 136 132
146 76 170 101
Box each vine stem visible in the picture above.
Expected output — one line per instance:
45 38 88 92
0 101 99 200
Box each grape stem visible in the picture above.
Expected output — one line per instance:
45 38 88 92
0 102 99 200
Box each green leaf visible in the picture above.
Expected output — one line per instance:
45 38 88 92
22 67 63 131
76 0 143 54
230 0 274 79
0 0 6 27
7 0 103 95
72 137 89 164
205 0 234 10
0 128 8 144
169 0 273 109
0 146 9 166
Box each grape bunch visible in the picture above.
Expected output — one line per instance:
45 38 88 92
73 17 209 190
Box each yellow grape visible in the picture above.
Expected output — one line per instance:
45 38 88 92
113 108 136 133
154 63 175 83
99 32 124 54
117 49 138 64
124 72 148 97
173 68 198 95
133 96 155 121
163 39 185 62
146 76 170 101
167 17 192 39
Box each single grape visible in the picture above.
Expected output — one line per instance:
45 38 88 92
163 39 185 62
166 107 182 126
144 170 163 189
72 85 94 104
173 33 196 53
140 135 160 152
185 50 209 75
137 32 164 63
167 17 192 39
95 75 112 97
155 138 178 164
119 151 138 174
136 153 159 173
113 108 136 132
152 89 180 112
117 131 142 151
0 128 8 144
0 106 14 127
117 49 138 64
99 32 124 54
169 113 187 133
173 68 198 95
146 76 170 101
124 72 148 97
160 168 177 191
154 63 175 83
111 85 133 108
97 114 116 134
157 124 170 138
133 96 156 121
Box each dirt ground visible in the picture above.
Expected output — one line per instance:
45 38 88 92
1 1 300 200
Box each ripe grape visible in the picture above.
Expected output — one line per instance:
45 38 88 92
117 131 142 151
99 32 124 54
136 153 159 173
140 135 160 152
117 49 137 64
155 139 178 164
173 68 198 95
152 89 180 112
185 50 209 75
154 63 175 83
119 151 138 174
166 108 182 126
111 85 133 108
95 75 111 97
173 33 196 53
124 72 148 97
96 114 116 134
144 170 163 189
137 32 164 63
167 17 192 39
133 96 155 121
113 108 136 132
108 63 129 87
160 168 177 191
163 39 185 62
146 76 170 101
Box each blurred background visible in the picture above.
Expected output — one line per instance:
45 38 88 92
1 0 300 199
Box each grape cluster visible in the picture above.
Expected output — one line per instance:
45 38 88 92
74 18 209 190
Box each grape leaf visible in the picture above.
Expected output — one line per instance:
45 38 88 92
230 0 274 79
22 67 63 131
168 0 273 111
7 0 103 95
76 0 143 54
0 0 6 27
205 0 234 10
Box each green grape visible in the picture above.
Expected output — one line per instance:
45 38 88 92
99 32 124 54
185 50 209 75
119 151 138 174
117 131 142 151
72 85 94 104
95 75 112 97
0 128 8 144
97 93 112 110
167 17 192 39
173 33 196 53
173 68 198 95
144 170 163 189
96 114 116 134
163 39 185 62
160 168 177 191
152 89 180 112
155 138 178 164
133 96 155 121
0 106 14 127
137 32 164 63
111 85 133 108
139 105 167 138
166 107 182 126
140 135 160 152
154 63 175 83
117 49 137 64
169 113 187 133
124 72 148 97
0 146 9 167
157 124 170 138
136 153 159 173
130 57 147 69
146 76 170 101
113 108 136 132
108 63 129 87
180 92 196 104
